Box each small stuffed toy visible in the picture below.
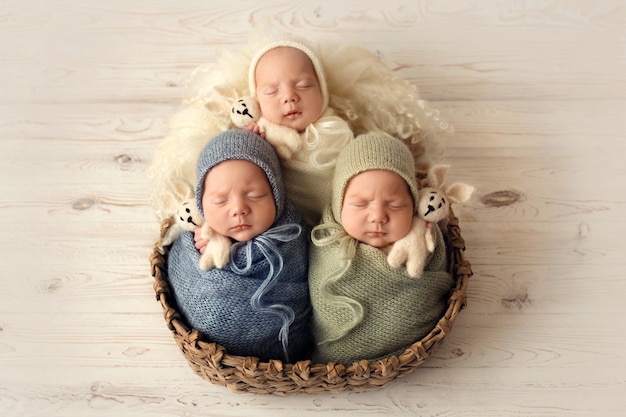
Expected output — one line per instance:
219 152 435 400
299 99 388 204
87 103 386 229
386 216 434 278
388 164 475 277
157 178 204 254
229 96 301 160
197 222 231 270
418 164 475 227
156 177 231 269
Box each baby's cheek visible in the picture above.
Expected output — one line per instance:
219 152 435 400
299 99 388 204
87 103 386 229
397 213 414 239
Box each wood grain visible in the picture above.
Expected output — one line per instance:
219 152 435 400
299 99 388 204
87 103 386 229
1 0 625 416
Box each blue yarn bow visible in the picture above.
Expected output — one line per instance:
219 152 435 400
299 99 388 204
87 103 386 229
230 223 303 362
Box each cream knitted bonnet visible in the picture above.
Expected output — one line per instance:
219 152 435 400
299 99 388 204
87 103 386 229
331 132 420 223
248 36 329 113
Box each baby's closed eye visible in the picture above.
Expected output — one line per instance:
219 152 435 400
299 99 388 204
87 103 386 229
247 192 270 201
261 86 278 95
210 198 227 205
388 201 410 210
346 199 368 208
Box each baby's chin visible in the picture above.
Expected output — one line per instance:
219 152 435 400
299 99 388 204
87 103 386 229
282 120 307 132
282 114 318 132
358 236 393 249
226 228 259 242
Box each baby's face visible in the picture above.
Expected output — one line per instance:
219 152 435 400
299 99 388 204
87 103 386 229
254 47 324 132
201 159 276 241
341 170 414 248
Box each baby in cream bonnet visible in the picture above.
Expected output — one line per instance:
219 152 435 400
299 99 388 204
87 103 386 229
245 36 354 226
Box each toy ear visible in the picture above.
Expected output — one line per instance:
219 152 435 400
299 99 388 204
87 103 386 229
214 84 239 100
445 183 475 204
204 84 240 112
170 177 195 200
427 165 449 188
156 190 178 214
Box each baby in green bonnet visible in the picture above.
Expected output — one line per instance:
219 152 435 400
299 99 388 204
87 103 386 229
308 132 454 364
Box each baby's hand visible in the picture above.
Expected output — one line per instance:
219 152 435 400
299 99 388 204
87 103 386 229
244 122 265 139
194 227 208 254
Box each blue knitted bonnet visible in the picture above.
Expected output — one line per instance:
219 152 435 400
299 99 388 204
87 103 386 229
195 129 285 220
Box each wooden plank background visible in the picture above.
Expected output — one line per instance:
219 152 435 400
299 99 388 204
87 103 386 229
1 0 625 416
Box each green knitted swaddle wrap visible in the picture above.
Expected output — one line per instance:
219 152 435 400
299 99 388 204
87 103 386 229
308 207 453 364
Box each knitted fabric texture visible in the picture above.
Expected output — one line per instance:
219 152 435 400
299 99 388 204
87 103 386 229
308 207 453 364
248 36 329 114
167 206 312 363
168 130 312 362
331 131 420 222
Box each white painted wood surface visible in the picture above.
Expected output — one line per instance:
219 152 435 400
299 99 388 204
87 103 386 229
2 0 625 416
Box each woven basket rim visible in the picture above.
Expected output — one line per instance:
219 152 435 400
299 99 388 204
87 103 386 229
150 208 472 395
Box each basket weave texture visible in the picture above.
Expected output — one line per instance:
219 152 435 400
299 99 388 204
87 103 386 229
150 209 471 395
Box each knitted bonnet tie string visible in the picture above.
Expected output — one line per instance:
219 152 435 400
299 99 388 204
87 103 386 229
311 222 356 260
230 223 303 362
303 116 351 169
311 223 363 344
303 123 320 150
303 124 332 169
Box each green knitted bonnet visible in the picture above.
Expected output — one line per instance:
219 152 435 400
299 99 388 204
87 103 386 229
331 132 420 223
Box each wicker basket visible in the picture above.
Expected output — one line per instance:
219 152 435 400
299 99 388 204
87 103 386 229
150 208 471 395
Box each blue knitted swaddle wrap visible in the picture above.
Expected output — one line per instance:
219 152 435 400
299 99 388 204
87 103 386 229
167 202 311 363
167 129 312 362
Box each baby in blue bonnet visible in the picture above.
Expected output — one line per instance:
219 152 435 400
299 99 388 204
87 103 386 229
167 129 312 363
